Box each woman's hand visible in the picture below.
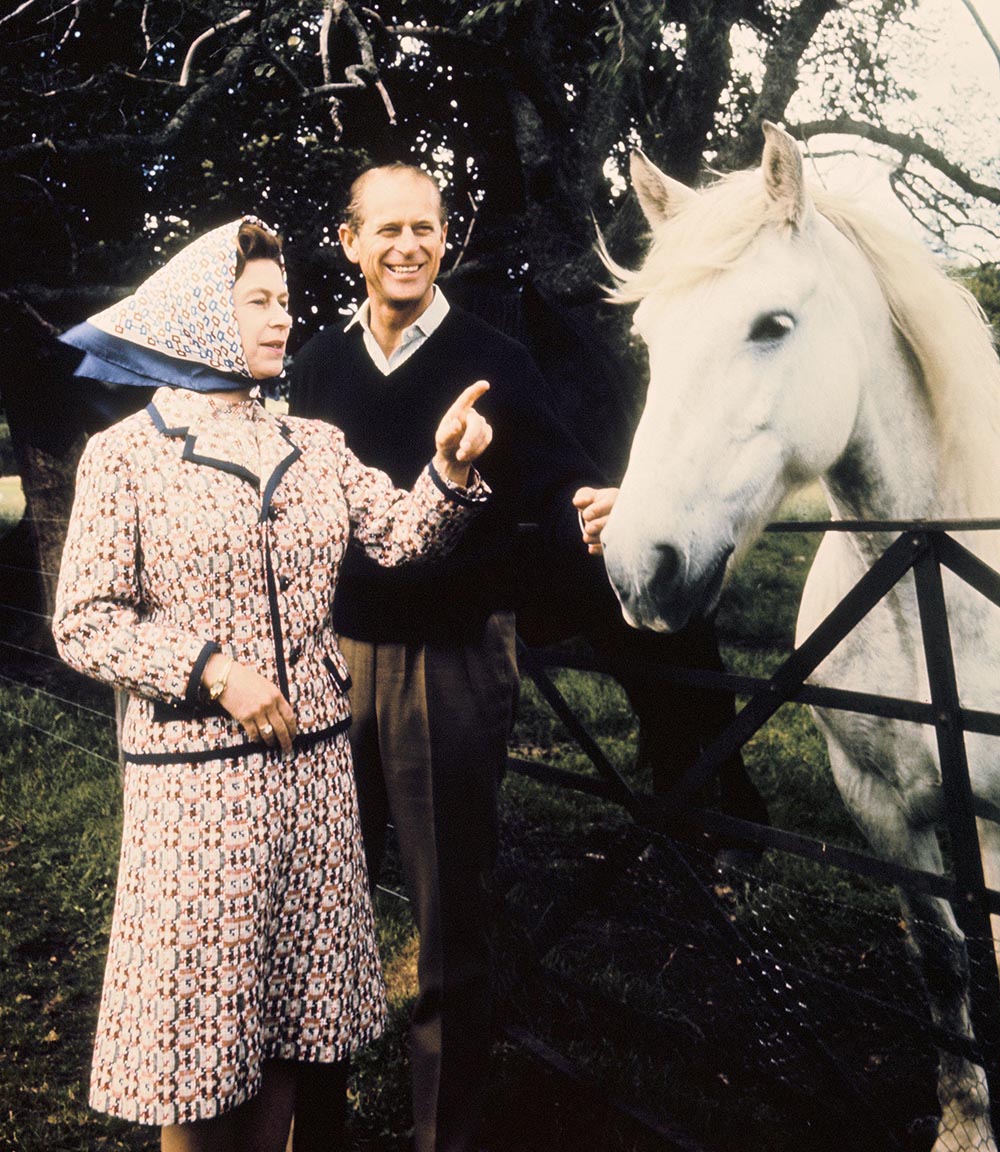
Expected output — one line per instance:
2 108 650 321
202 654 298 754
572 486 619 555
432 380 493 487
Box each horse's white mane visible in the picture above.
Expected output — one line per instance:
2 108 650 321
606 167 1000 523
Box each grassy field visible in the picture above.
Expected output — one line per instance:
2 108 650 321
0 483 949 1151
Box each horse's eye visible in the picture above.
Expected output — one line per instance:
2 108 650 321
749 312 795 344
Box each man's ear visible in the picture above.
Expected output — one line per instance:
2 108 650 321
338 222 360 264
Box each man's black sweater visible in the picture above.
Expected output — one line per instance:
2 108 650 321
289 306 602 642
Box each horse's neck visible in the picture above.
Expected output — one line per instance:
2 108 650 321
822 349 954 530
817 340 1000 667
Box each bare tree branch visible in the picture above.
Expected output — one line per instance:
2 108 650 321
38 2 75 25
719 0 841 168
56 0 82 50
179 8 252 88
106 65 183 89
304 70 374 96
609 2 627 70
319 0 335 85
1 28 258 164
337 1 395 124
958 0 1000 75
139 0 152 63
320 0 344 134
33 73 99 98
264 44 308 94
382 23 475 43
0 292 64 338
448 193 479 274
0 0 42 30
1 1 398 165
895 168 973 230
888 168 997 261
317 0 395 137
360 7 385 32
791 116 1000 205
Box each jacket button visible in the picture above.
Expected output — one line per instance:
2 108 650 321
268 507 279 521
279 574 291 591
288 645 301 665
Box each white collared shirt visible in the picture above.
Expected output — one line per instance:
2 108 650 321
345 288 451 376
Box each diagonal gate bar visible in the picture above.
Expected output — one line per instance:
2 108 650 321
516 636 638 812
936 532 1000 610
665 531 927 808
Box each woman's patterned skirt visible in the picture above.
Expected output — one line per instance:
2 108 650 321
89 730 385 1125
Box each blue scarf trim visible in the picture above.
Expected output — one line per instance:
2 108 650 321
59 322 252 392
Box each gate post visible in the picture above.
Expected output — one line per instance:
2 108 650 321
914 531 1000 1111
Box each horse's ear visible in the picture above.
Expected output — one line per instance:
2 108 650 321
761 121 808 227
630 150 696 227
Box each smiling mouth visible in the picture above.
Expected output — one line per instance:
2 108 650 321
387 264 421 275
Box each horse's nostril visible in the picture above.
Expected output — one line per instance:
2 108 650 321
650 541 681 596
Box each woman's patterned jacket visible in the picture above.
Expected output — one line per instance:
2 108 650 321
53 386 487 765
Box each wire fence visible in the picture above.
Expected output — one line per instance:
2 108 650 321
3 518 1000 1151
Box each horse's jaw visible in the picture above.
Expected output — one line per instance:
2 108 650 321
604 537 734 634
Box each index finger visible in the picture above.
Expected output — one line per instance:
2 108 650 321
276 696 298 739
449 380 490 415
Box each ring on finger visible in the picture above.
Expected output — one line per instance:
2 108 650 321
260 722 274 737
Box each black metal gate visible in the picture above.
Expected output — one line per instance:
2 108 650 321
503 520 1000 1151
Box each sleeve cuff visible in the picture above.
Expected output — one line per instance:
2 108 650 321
185 640 221 705
427 460 491 506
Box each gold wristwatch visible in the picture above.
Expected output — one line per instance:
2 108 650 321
208 657 234 703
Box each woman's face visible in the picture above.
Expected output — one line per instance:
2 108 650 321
233 259 291 378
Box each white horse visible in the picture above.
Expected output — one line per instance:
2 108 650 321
601 121 1000 1152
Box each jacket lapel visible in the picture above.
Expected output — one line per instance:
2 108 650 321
258 417 302 522
146 388 302 516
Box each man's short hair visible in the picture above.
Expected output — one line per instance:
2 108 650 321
344 164 448 232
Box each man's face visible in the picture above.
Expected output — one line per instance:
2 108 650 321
339 170 448 316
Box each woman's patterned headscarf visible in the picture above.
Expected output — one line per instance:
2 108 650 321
60 215 285 391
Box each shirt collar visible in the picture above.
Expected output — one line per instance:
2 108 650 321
344 286 450 340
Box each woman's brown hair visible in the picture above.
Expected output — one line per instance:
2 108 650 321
236 220 283 280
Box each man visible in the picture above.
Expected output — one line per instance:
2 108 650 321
289 162 614 1152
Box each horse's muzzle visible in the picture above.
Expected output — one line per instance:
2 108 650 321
605 541 733 633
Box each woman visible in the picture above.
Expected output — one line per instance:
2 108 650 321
53 216 492 1152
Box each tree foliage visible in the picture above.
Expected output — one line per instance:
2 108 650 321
1 0 998 630
3 0 998 332
965 262 1000 333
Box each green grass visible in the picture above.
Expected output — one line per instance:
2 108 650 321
0 680 133 1151
0 483 947 1151
716 481 827 650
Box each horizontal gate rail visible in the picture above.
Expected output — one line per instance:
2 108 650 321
528 657 1000 741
